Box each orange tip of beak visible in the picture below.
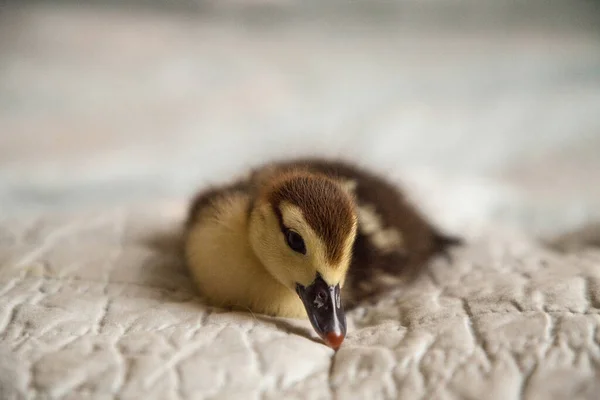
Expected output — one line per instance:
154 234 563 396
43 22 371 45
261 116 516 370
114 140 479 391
326 332 345 350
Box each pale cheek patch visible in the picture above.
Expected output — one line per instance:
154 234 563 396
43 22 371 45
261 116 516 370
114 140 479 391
279 202 307 231
339 179 357 194
375 273 405 286
358 204 404 254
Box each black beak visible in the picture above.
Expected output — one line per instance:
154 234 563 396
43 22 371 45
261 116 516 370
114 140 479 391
296 275 346 349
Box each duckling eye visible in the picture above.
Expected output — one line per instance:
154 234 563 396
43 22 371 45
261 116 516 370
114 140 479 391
284 228 306 254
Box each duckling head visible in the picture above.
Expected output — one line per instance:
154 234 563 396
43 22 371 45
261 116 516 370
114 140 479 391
248 170 358 349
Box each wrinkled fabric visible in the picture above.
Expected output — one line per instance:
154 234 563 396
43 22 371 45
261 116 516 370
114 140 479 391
2 2 600 399
1 203 599 400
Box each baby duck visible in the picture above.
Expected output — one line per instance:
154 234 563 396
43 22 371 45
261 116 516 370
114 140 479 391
184 158 460 349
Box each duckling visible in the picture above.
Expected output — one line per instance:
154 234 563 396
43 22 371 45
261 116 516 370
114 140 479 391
184 158 460 349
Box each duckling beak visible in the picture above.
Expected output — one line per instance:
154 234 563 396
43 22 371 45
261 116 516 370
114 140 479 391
295 275 346 349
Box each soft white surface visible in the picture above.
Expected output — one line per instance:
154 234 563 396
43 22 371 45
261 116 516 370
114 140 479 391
2 2 600 399
1 201 600 399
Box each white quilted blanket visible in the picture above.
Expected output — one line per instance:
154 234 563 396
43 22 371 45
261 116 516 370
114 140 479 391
1 201 599 399
2 1 600 399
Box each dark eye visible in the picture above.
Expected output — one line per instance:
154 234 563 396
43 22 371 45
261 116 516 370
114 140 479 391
284 229 306 254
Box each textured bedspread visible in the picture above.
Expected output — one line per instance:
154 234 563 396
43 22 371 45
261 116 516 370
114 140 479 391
2 1 600 399
1 200 599 399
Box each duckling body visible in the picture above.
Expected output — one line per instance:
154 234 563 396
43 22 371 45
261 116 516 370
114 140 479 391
184 158 459 347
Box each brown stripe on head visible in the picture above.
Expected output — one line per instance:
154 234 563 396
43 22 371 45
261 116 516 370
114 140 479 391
264 171 357 265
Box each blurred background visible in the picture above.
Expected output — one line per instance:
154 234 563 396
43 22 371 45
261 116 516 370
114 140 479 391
1 0 600 238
